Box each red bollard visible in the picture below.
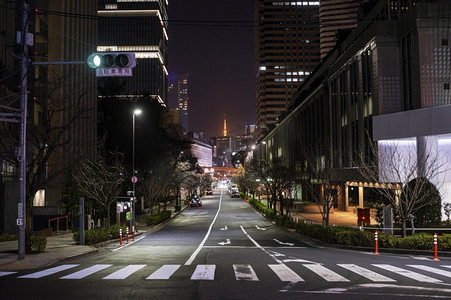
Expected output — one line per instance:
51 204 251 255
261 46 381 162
433 233 440 261
126 227 129 244
132 225 135 241
374 231 379 255
119 228 123 246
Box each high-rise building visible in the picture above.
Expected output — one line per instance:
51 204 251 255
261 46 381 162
255 1 321 139
168 73 189 134
97 0 168 104
319 0 368 59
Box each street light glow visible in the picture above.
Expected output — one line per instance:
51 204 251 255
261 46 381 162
134 109 142 115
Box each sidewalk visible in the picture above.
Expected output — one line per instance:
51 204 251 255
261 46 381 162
0 203 186 271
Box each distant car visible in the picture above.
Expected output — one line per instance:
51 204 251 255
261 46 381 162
206 188 213 195
190 194 202 207
230 188 240 198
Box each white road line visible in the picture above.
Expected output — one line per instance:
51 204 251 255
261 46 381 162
269 264 304 282
408 265 451 278
102 264 145 280
18 264 79 279
233 264 259 281
60 264 112 279
240 226 283 264
184 191 223 266
191 265 215 280
372 264 443 283
0 271 16 277
337 264 396 282
303 264 350 282
110 236 146 252
147 265 181 280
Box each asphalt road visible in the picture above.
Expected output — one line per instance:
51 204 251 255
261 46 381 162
2 189 451 299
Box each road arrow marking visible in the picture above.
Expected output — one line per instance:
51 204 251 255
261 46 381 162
220 225 228 231
255 225 266 231
218 238 231 246
273 239 294 246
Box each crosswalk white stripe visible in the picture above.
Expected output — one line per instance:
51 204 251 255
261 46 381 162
441 265 451 270
147 265 181 280
372 264 443 283
268 264 304 282
233 264 259 281
18 264 79 279
408 265 451 279
303 264 350 282
191 265 215 280
337 264 396 282
0 271 17 277
102 265 146 280
60 264 112 279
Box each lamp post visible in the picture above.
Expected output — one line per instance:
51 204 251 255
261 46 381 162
132 109 142 230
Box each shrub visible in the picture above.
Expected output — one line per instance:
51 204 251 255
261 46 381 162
0 234 18 242
73 225 127 245
146 210 172 226
30 235 47 252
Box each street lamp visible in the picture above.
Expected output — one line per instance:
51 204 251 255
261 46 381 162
132 109 142 230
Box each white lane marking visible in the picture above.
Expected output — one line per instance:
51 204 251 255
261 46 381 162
273 239 294 246
337 264 396 282
220 225 228 231
255 225 266 231
442 265 451 270
240 226 282 264
147 265 181 280
268 250 285 257
102 265 146 280
191 265 215 280
408 265 451 278
18 265 79 279
185 190 223 266
218 238 231 246
111 235 146 252
269 264 304 282
60 264 112 279
233 264 259 281
0 271 17 277
372 264 442 283
283 259 317 264
303 264 350 282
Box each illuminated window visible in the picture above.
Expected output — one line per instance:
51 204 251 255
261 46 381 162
33 189 45 207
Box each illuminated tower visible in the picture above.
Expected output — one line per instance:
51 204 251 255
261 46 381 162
223 117 228 137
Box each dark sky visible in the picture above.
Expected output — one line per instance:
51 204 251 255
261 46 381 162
168 1 256 139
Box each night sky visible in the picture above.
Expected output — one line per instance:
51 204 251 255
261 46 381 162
168 0 256 139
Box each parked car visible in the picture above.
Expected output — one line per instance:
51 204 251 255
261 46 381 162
190 194 202 207
206 188 213 195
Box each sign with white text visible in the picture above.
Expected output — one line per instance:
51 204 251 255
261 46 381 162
96 67 133 77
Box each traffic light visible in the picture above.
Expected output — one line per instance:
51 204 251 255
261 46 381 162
87 52 136 69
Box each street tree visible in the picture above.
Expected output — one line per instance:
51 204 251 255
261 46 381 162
357 139 447 236
73 153 125 229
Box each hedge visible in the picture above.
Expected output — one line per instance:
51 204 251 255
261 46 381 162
0 234 18 242
146 210 172 226
73 225 127 245
247 194 451 251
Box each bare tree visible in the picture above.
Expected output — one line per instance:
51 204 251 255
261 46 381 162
73 153 125 229
357 138 447 236
300 143 344 227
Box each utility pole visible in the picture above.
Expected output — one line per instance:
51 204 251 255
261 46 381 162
17 1 30 260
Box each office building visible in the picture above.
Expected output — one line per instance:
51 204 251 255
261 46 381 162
168 73 189 134
257 0 451 214
255 1 321 139
319 0 367 59
97 0 168 104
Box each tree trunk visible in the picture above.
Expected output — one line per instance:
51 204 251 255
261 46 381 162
106 204 111 229
401 219 407 237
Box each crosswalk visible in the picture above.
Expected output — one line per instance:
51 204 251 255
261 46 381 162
2 263 451 284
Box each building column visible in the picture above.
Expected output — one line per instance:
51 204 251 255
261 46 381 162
344 185 349 211
417 135 439 185
359 186 364 208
